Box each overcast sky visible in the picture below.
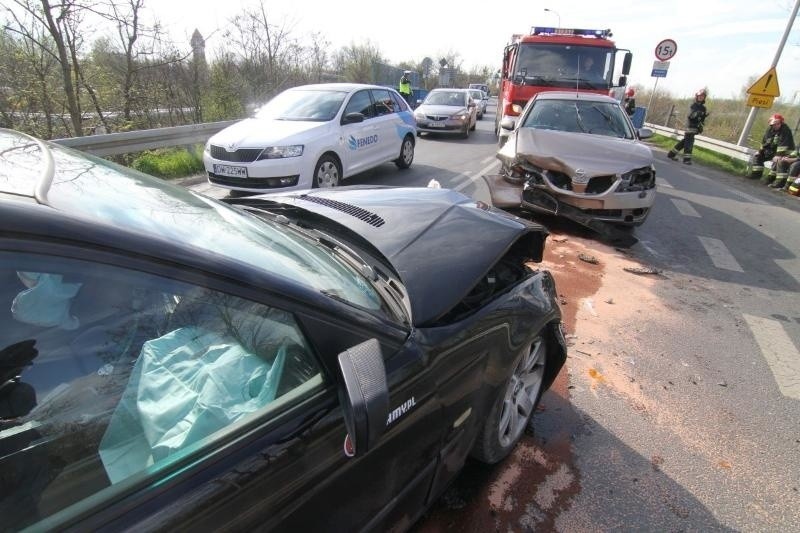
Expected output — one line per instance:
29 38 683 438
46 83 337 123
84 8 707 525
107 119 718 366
151 0 800 101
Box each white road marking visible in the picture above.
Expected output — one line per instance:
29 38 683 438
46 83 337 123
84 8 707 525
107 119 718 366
481 155 498 165
454 161 501 192
743 314 800 400
729 189 768 205
671 198 701 217
685 170 710 181
697 236 744 272
657 177 674 188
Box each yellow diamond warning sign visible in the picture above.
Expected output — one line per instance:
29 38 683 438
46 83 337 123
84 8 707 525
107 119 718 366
747 67 780 97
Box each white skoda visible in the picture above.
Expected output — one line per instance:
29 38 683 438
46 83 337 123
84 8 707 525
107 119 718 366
203 83 417 194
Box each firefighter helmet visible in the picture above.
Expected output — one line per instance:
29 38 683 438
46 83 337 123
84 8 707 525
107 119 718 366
625 88 635 97
695 88 707 100
769 113 784 125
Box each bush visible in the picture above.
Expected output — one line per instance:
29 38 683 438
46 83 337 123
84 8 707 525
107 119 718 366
132 145 204 179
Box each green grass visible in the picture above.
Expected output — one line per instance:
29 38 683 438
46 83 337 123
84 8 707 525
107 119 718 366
647 134 748 176
131 145 205 179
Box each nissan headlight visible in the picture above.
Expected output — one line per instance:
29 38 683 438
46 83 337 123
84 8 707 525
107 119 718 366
257 145 304 160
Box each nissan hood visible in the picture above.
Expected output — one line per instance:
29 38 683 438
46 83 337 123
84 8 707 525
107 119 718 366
241 187 547 326
498 128 654 176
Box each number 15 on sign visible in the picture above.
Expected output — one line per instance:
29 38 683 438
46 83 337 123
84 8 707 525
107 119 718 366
655 39 677 61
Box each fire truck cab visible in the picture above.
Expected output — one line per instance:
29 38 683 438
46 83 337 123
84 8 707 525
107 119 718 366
495 26 632 146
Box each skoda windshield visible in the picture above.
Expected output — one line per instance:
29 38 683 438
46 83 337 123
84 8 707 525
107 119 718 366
254 88 348 122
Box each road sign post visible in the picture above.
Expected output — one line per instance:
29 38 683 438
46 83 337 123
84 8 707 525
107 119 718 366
647 40 677 118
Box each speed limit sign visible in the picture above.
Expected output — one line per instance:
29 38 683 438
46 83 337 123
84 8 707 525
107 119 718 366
655 39 677 61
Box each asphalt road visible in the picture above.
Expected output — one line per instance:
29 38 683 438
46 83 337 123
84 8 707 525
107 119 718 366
189 104 800 531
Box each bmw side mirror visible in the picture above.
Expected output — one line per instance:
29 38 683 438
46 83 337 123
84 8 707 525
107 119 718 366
342 112 365 125
337 339 389 457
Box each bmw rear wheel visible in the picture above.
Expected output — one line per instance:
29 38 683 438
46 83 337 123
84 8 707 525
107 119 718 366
471 336 547 464
312 154 341 188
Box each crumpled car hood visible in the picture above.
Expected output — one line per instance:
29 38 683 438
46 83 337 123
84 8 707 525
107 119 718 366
244 186 546 326
498 128 654 176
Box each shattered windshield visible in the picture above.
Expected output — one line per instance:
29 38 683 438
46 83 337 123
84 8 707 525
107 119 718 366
522 99 634 139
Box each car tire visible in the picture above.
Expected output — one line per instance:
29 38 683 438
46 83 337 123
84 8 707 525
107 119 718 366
477 112 483 121
394 135 414 169
470 120 476 131
462 123 470 139
312 154 341 188
471 335 547 464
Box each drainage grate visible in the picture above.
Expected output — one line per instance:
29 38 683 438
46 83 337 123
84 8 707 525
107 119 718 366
299 195 385 227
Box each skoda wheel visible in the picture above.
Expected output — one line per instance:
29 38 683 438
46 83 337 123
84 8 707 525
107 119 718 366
471 336 547 464
312 154 341 188
395 135 414 169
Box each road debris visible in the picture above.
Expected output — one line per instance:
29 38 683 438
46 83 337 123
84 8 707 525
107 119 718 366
581 298 598 317
605 298 615 304
717 380 728 387
623 265 661 275
578 253 599 264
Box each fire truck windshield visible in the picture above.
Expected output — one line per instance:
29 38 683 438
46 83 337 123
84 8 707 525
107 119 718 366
513 44 613 90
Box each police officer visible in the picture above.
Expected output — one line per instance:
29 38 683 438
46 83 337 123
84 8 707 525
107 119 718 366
668 88 709 165
398 71 413 106
750 113 795 183
623 87 636 117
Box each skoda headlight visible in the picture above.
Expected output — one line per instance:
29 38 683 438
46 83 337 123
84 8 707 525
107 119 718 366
257 145 304 160
452 111 469 121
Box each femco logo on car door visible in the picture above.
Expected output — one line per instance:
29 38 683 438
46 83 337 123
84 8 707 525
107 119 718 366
348 134 379 151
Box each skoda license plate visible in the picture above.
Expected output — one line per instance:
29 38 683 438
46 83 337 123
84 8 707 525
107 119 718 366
213 164 247 178
429 121 445 128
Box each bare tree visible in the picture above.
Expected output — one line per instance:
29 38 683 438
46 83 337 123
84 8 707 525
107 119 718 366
6 0 89 136
225 2 298 102
333 41 384 83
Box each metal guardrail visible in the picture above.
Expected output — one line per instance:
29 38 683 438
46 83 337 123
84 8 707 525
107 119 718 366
49 117 755 164
52 120 238 157
645 122 755 162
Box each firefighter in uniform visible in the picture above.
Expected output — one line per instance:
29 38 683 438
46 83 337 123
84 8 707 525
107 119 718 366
750 113 795 183
398 71 413 106
668 88 709 165
623 88 636 117
767 145 799 189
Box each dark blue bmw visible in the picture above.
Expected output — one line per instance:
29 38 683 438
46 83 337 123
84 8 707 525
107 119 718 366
0 128 566 531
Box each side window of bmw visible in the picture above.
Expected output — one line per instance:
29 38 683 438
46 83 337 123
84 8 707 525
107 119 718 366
0 252 324 530
343 90 375 120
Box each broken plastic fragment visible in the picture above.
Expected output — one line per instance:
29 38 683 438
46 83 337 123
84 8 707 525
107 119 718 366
623 265 661 275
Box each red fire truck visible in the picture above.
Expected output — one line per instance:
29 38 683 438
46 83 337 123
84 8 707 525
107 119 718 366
495 26 632 145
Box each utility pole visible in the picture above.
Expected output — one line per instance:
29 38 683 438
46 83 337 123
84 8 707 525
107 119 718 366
737 0 800 146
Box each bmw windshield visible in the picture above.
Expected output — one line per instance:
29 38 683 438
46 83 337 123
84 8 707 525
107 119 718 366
254 89 348 121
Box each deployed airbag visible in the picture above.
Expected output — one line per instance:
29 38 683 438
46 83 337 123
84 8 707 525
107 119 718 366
100 326 286 483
